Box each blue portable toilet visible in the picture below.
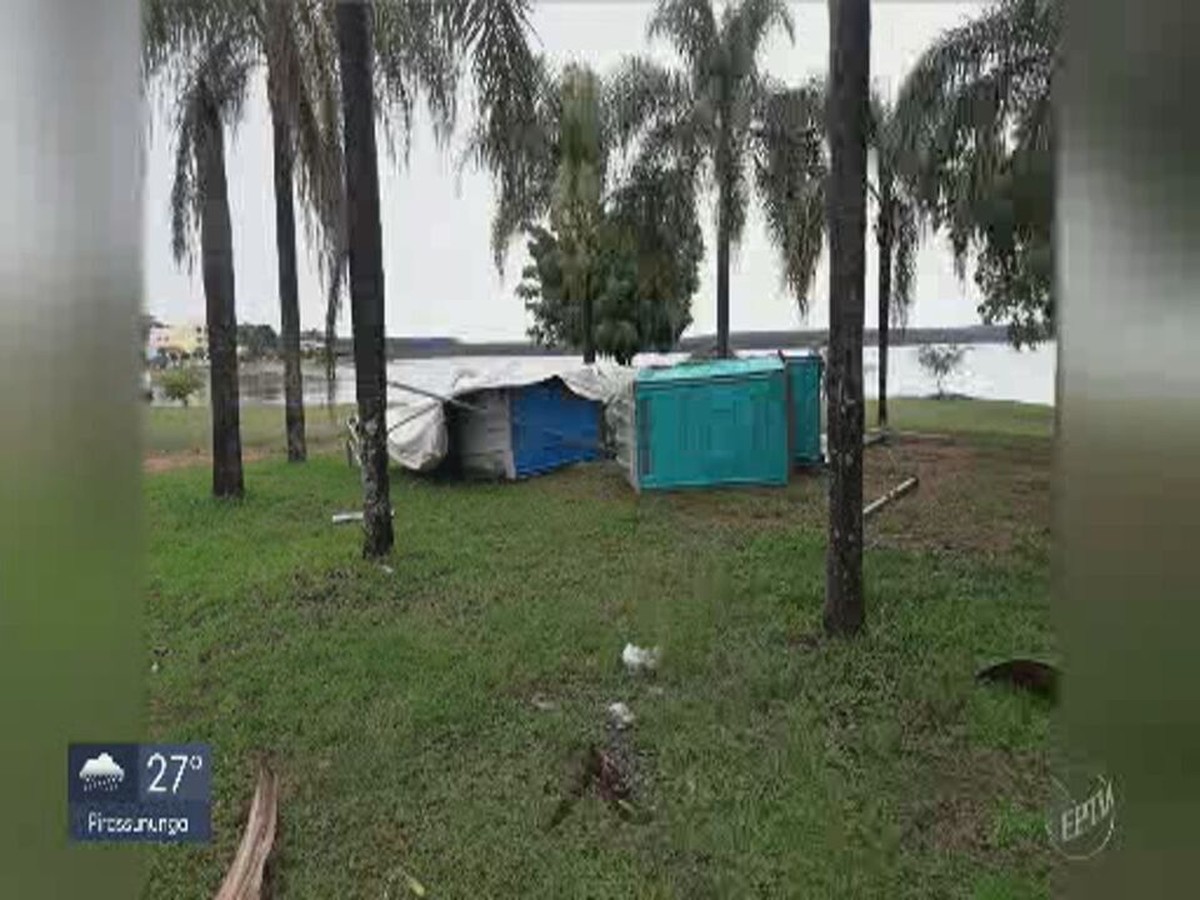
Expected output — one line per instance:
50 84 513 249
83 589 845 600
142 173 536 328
447 377 602 479
780 352 824 466
623 357 790 491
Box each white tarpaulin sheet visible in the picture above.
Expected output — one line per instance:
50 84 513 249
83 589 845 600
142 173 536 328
384 360 636 472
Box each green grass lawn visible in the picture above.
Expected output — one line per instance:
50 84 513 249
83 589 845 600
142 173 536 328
144 399 1058 898
144 403 355 459
867 397 1054 439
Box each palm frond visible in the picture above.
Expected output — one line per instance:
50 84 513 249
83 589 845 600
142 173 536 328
373 0 459 162
168 33 253 270
459 54 558 268
646 0 718 68
892 0 1059 341
606 56 699 161
894 0 1058 223
752 81 827 314
441 0 542 269
724 0 794 78
891 197 919 330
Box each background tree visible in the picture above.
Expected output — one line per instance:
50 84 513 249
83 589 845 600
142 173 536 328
517 162 702 364
608 0 828 358
917 343 967 398
151 28 252 499
894 0 1059 348
868 91 919 430
237 323 280 360
550 65 606 363
824 0 871 637
496 58 702 364
160 367 204 407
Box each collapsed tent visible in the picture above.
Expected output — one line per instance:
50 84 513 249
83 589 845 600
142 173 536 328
380 361 636 475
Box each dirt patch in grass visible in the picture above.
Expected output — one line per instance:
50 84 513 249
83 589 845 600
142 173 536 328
545 435 1051 558
864 435 1051 557
143 448 272 473
898 740 1058 896
142 440 350 473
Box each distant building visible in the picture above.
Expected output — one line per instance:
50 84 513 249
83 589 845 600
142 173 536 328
149 321 207 363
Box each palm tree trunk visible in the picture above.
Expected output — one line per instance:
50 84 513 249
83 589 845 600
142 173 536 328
580 262 595 364
197 95 244 499
876 193 893 430
268 77 307 463
337 0 393 559
716 196 731 359
824 0 870 636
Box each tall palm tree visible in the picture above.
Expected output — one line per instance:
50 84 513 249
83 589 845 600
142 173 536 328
893 0 1059 348
868 91 919 430
824 0 871 636
609 0 828 358
323 0 539 343
336 0 393 558
261 1 345 462
145 0 347 466
322 1 537 558
160 34 254 499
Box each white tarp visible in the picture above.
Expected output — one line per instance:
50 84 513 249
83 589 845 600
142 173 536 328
384 360 636 472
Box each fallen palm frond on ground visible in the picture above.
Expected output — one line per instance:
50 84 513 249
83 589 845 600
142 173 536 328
214 763 278 900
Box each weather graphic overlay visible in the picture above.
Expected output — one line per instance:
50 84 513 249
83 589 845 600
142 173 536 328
68 743 211 844
79 752 126 792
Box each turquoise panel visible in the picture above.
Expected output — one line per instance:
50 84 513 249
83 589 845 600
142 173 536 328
634 358 789 490
783 354 823 465
636 355 784 384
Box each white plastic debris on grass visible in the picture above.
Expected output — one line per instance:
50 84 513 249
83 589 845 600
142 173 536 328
621 643 661 673
607 702 635 730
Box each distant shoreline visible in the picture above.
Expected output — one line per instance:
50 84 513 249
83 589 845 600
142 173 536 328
305 324 1016 360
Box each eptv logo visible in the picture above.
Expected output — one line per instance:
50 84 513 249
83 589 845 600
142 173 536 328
1045 766 1116 861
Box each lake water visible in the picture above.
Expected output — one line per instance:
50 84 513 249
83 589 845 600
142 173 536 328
149 341 1057 408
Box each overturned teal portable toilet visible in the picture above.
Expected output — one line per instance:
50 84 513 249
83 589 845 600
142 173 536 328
624 356 790 491
780 352 824 466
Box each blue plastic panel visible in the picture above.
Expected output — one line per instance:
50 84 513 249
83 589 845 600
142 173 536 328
509 379 602 478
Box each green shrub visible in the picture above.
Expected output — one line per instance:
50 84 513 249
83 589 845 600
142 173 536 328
160 367 204 407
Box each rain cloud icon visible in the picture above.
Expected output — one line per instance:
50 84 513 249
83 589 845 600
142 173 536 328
79 753 125 792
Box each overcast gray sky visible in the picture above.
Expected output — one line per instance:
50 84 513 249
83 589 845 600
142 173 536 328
142 2 984 340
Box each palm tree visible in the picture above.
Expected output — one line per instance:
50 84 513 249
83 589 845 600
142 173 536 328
263 1 343 462
145 0 346 467
893 0 1059 348
323 0 539 342
824 0 871 636
160 34 254 499
336 0 393 558
290 1 535 558
608 0 828 358
868 92 919 430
